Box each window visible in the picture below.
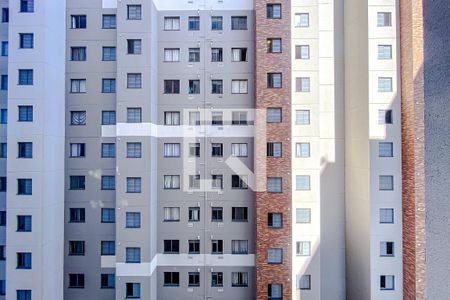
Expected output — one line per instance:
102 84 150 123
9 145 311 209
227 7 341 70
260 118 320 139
127 142 142 158
126 177 141 193
20 0 34 13
379 142 393 157
296 45 310 59
188 80 200 94
70 79 86 93
380 275 395 290
378 109 393 124
164 48 180 62
102 79 116 93
69 274 85 288
189 111 200 126
231 16 247 30
127 5 141 20
163 207 180 222
212 239 223 254
0 280 4 295
71 15 87 29
164 272 179 286
1 42 7 56
101 208 115 223
126 212 141 228
164 111 180 125
70 208 85 223
296 143 310 157
127 73 142 88
0 177 6 192
380 241 394 257
126 283 140 298
268 284 283 300
231 272 248 287
101 241 115 255
232 111 247 125
378 77 392 92
1 8 8 23
164 175 180 189
126 247 141 263
378 45 392 59
268 248 283 264
18 106 33 122
19 69 33 85
211 272 223 287
267 73 282 88
211 207 223 222
71 47 86 61
232 207 248 222
267 177 282 193
164 143 180 157
17 215 32 232
211 48 223 62
188 272 200 287
296 110 310 125
295 13 309 27
379 175 394 191
69 241 85 255
19 33 33 49
267 143 282 157
17 252 32 269
298 275 311 290
188 207 200 222
127 39 141 55
18 142 33 158
231 143 248 157
268 213 282 228
211 175 223 189
232 175 248 189
71 111 86 125
18 178 32 195
232 80 248 94
211 112 223 125
296 208 311 223
127 108 142 123
377 12 392 27
267 4 282 19
296 241 311 256
189 48 200 62
189 240 200 254
1 74 7 90
211 143 223 157
101 274 115 289
0 109 6 124
0 245 4 260
296 77 310 92
188 16 200 30
69 143 84 158
164 240 180 254
164 80 180 94
101 143 115 158
0 211 5 226
267 108 282 123
188 143 200 157
70 176 85 190
211 16 223 30
211 80 223 94
102 14 116 29
296 175 310 190
102 47 116 61
267 38 282 53
164 17 180 31
17 290 32 300
102 111 116 125
189 175 200 189
101 176 115 190
232 48 248 62
0 143 6 158
380 208 394 224
231 240 248 254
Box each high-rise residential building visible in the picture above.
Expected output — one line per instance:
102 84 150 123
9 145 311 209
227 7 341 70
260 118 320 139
0 0 447 300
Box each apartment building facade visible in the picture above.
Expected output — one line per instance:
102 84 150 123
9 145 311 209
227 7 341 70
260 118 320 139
2 0 448 300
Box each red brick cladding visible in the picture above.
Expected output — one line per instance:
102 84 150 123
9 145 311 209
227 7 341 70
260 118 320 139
254 1 292 300
400 1 426 299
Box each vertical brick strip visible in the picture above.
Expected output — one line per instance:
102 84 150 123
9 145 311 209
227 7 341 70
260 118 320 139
400 1 426 299
254 1 292 299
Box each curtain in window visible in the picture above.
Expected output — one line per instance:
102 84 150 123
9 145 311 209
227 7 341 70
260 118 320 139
71 111 86 125
190 208 199 221
232 49 241 62
71 79 86 93
231 240 248 254
164 143 180 157
272 214 282 227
